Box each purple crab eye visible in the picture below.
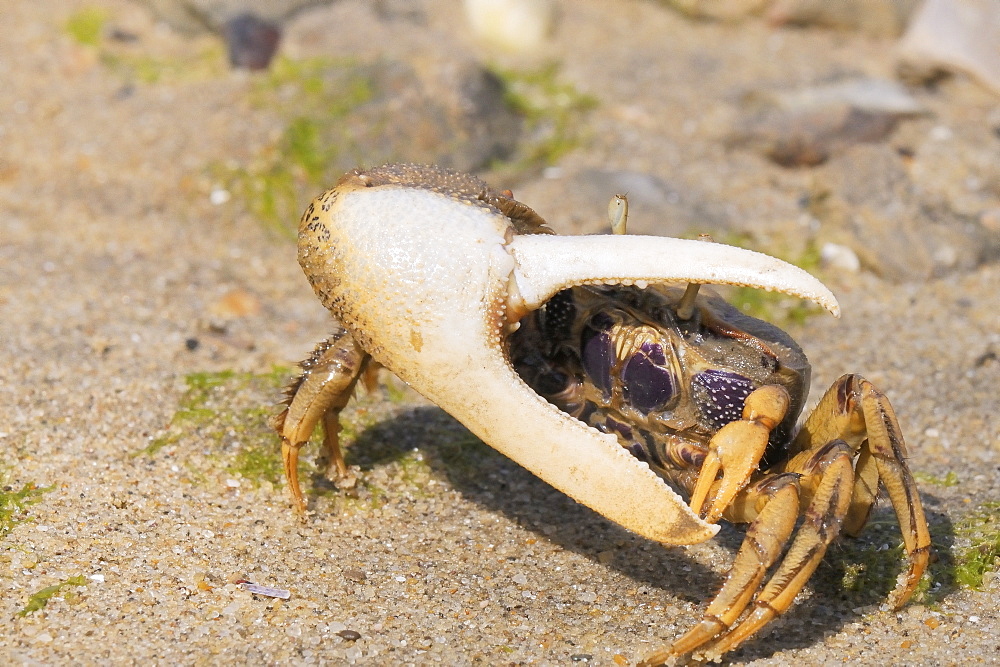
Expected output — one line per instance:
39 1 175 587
692 369 755 428
621 342 676 413
581 315 615 394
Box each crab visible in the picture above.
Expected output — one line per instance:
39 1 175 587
273 163 930 663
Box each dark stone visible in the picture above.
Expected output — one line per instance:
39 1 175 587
224 13 281 71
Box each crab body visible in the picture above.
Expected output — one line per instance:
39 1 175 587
275 163 930 663
511 284 811 476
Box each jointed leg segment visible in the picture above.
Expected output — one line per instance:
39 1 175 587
789 374 931 606
271 326 370 514
646 375 930 664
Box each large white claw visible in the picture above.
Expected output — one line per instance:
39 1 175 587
298 165 837 546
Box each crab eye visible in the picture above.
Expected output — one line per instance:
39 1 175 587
621 342 677 413
692 369 755 428
581 314 615 394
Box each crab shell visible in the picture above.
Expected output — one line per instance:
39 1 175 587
298 164 839 545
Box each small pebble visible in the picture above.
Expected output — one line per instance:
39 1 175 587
820 242 861 272
209 188 231 205
343 568 367 583
338 629 362 641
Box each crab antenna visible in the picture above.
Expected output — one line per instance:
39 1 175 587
609 194 629 235
612 196 701 320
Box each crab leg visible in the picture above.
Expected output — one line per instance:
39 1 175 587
643 439 857 664
695 439 857 660
641 385 794 663
271 327 370 514
640 472 801 667
788 374 931 607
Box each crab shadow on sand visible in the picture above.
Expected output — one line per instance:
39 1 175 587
317 405 958 663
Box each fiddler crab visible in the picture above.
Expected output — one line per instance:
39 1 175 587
273 163 930 663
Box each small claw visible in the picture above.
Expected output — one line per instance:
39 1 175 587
689 386 790 523
281 439 307 518
687 447 722 519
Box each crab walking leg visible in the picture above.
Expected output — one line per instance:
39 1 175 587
639 473 801 666
271 327 370 514
843 444 879 535
789 374 931 606
696 440 857 660
859 381 932 606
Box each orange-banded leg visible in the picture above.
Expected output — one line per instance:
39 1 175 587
639 472 801 667
787 374 931 607
697 440 856 659
271 326 372 515
642 440 856 665
639 384 793 665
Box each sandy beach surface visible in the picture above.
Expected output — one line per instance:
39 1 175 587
1 1 998 664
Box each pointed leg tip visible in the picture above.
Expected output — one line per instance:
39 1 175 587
668 617 726 659
889 545 931 609
281 440 308 517
636 649 674 667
